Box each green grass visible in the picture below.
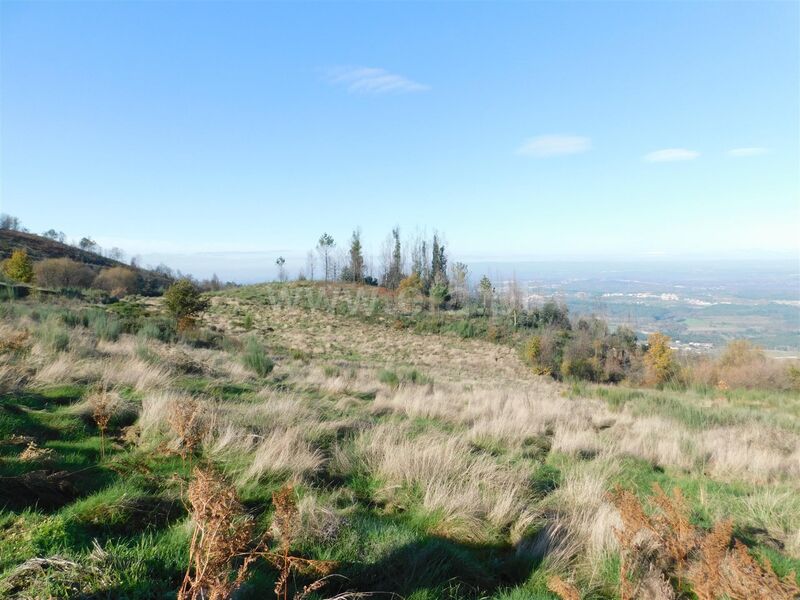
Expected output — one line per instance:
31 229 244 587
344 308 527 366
569 381 800 432
242 335 275 377
2 290 799 599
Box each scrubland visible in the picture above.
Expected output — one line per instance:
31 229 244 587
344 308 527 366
1 282 798 599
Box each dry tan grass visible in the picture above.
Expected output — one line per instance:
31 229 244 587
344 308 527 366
240 427 324 484
208 294 527 384
526 463 621 578
101 357 171 392
340 424 535 539
0 363 26 394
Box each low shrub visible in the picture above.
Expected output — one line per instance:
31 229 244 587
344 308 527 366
93 267 141 297
33 258 93 289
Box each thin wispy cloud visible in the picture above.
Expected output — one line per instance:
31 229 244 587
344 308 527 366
325 66 429 94
517 134 591 157
643 148 700 162
727 147 768 157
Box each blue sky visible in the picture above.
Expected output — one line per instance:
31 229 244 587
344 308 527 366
1 1 798 279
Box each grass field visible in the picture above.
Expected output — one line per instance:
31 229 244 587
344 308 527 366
1 282 799 599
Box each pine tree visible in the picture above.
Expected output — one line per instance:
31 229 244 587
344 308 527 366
385 227 403 289
479 275 493 314
316 233 335 283
348 230 364 283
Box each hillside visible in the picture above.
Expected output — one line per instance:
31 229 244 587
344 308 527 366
0 229 172 292
0 282 798 599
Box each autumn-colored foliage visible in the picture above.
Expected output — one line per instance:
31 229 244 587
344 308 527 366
2 249 34 283
178 466 261 600
604 484 800 600
644 333 677 386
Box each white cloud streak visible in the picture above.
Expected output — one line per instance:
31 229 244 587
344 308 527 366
517 134 591 157
325 66 429 94
643 148 700 162
727 147 768 157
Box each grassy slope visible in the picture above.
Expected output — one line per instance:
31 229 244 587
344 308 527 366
1 282 798 599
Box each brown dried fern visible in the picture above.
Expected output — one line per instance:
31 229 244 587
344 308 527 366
178 466 263 600
547 574 581 600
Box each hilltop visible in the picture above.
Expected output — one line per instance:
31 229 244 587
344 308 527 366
0 228 173 294
0 229 124 268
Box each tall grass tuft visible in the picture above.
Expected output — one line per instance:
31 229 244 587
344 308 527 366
37 317 70 352
88 310 122 342
242 336 274 377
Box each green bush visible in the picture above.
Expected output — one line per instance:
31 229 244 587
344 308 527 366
242 336 274 377
561 357 601 382
164 279 209 326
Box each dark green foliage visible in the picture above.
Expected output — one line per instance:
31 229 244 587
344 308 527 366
163 279 209 322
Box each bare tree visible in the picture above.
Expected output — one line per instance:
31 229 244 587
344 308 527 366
305 251 316 281
507 274 523 328
109 247 126 262
0 214 21 230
